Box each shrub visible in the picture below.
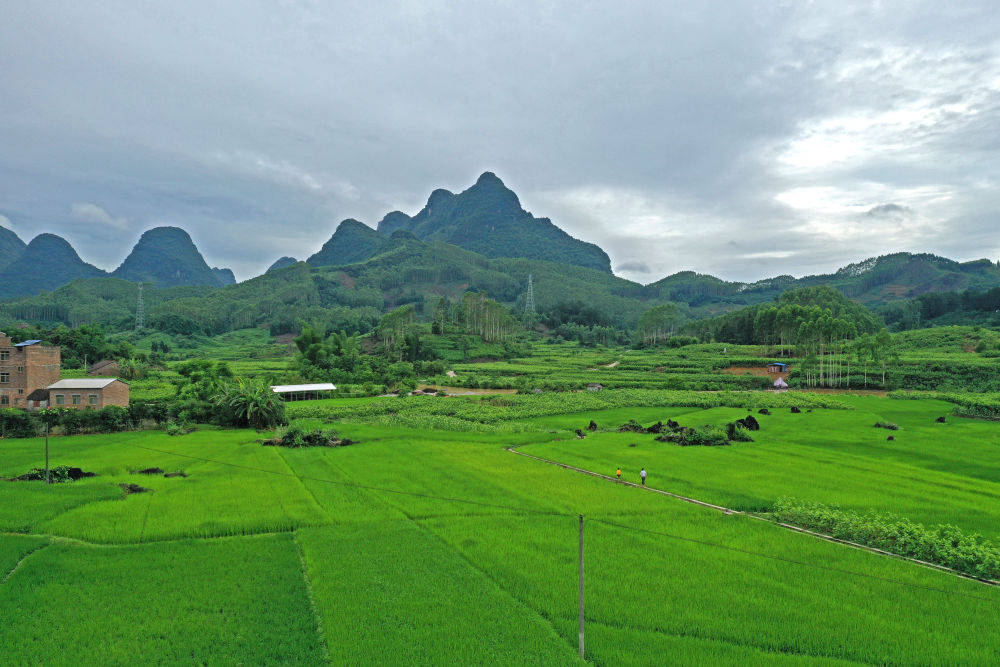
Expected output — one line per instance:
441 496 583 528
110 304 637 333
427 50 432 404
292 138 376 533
772 498 1000 581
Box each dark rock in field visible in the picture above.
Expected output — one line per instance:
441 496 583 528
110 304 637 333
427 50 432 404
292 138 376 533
588 420 598 431
617 420 646 433
758 408 770 416
807 409 813 412
11 466 96 482
874 422 899 430
628 443 637 447
738 415 760 431
887 436 895 441
133 467 164 475
119 483 151 494
666 419 680 430
790 407 802 413
645 421 664 434
163 471 188 478
338 438 354 446
575 429 586 439
936 416 947 423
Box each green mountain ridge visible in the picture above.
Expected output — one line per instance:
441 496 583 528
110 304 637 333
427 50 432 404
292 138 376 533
113 226 231 288
372 172 613 273
0 233 106 300
0 227 27 272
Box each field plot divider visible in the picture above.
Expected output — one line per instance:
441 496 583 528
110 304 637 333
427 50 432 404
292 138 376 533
1 540 51 585
506 447 1000 591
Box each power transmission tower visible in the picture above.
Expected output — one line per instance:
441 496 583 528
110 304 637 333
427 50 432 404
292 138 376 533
524 274 536 314
134 283 145 330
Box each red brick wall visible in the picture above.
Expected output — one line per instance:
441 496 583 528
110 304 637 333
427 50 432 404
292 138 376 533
100 381 130 408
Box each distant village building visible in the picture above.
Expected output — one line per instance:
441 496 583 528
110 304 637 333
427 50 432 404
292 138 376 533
0 333 61 409
586 383 604 391
47 378 130 409
774 377 789 389
270 383 337 401
767 362 788 373
88 359 120 376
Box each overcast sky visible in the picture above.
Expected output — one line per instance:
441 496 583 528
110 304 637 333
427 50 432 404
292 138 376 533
2 1 999 283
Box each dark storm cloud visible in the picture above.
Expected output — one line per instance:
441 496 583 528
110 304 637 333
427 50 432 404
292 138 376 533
1 1 998 282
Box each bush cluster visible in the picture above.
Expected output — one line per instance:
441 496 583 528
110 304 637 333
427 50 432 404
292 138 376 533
772 498 1000 581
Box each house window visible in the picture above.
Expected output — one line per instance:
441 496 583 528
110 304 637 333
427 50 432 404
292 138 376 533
55 394 65 405
72 394 81 405
0 351 8 361
17 388 24 395
17 366 23 373
0 394 8 405
0 373 8 383
89 394 98 405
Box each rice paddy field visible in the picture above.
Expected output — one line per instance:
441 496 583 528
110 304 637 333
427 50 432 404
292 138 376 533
3 379 1000 665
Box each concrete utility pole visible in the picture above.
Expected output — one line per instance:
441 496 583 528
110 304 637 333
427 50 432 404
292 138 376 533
45 422 50 485
578 513 585 659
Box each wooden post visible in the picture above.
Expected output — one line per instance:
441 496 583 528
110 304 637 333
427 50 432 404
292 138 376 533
578 513 585 659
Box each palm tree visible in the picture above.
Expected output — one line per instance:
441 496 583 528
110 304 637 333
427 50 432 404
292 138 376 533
213 378 287 429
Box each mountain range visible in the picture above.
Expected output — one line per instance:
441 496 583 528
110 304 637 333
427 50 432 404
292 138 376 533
0 226 235 300
1 172 999 324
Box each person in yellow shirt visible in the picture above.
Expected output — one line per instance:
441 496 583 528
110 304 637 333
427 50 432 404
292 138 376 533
616 467 622 479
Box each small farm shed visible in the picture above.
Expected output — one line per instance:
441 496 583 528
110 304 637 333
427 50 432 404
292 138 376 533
47 378 130 409
25 388 49 410
88 359 120 376
774 377 788 389
767 362 788 373
586 383 604 391
270 383 337 401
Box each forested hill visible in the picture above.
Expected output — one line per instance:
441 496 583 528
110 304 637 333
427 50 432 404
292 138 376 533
0 233 105 300
0 225 235 299
648 253 1000 309
113 227 233 287
370 172 612 272
0 236 659 335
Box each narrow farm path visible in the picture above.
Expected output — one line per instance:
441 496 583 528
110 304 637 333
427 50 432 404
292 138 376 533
506 446 1000 587
1 540 50 585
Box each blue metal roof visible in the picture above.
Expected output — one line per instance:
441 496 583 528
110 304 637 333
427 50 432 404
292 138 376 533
14 340 42 347
769 362 787 368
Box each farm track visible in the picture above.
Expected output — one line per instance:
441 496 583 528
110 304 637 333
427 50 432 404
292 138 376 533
1 540 50 584
506 446 1000 588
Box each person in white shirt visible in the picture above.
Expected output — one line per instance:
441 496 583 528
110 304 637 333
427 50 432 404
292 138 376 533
640 468 647 486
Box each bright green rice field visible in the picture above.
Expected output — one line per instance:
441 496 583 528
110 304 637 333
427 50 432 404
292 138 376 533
2 392 1000 665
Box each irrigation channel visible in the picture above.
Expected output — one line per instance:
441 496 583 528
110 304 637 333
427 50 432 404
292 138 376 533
505 446 1000 588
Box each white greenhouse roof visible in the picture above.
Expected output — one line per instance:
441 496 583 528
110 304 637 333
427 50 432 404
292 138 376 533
48 378 121 390
270 383 337 393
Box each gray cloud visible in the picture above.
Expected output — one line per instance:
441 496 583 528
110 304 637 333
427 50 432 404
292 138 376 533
1 1 999 282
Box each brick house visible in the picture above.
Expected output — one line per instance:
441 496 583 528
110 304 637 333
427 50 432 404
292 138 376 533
88 359 120 376
0 333 61 409
47 378 130 409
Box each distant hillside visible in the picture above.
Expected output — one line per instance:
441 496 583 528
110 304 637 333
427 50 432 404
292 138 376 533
113 227 230 287
0 236 664 334
646 253 1000 310
0 234 105 300
267 256 299 273
307 219 390 267
0 227 27 271
212 267 236 285
375 172 613 273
